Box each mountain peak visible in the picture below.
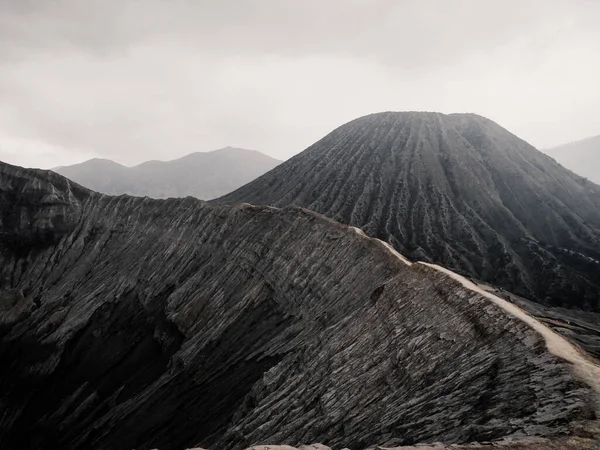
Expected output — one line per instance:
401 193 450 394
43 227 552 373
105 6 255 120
51 157 126 172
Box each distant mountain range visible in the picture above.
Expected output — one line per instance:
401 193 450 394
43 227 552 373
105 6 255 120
53 147 281 200
544 135 600 184
216 112 600 312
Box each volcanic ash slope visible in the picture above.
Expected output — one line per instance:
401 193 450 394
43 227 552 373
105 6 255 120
0 161 599 450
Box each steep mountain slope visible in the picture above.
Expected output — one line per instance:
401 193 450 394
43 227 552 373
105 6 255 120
544 135 600 185
1 161 599 449
216 112 600 311
55 147 281 200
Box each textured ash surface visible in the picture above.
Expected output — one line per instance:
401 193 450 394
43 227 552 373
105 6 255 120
242 437 600 449
216 112 600 312
0 161 599 450
54 147 281 200
474 283 600 360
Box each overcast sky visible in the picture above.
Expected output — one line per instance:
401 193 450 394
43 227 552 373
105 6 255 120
1 0 599 168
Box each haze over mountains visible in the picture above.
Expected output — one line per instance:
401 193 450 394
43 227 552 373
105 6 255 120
54 147 281 200
544 135 600 185
216 112 600 312
1 161 599 450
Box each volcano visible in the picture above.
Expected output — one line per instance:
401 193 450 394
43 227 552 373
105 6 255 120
216 112 600 312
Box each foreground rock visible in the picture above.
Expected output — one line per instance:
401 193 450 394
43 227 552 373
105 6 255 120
243 437 600 449
241 438 599 449
215 112 600 312
1 161 599 450
192 437 600 450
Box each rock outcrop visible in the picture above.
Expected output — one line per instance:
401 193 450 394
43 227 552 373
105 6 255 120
1 161 599 450
242 438 600 450
215 112 600 312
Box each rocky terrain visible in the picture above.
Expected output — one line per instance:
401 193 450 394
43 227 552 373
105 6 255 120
1 161 600 450
474 283 600 360
238 438 600 449
544 135 600 185
54 147 281 200
216 112 600 312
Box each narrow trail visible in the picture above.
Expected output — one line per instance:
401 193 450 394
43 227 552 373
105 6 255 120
349 225 600 412
419 261 600 412
351 226 412 266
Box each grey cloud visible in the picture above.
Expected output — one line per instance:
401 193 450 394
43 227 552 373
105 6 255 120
2 0 597 66
0 0 599 168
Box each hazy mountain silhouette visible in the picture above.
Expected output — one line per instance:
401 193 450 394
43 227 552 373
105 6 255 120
54 147 281 200
216 112 600 311
544 135 600 184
